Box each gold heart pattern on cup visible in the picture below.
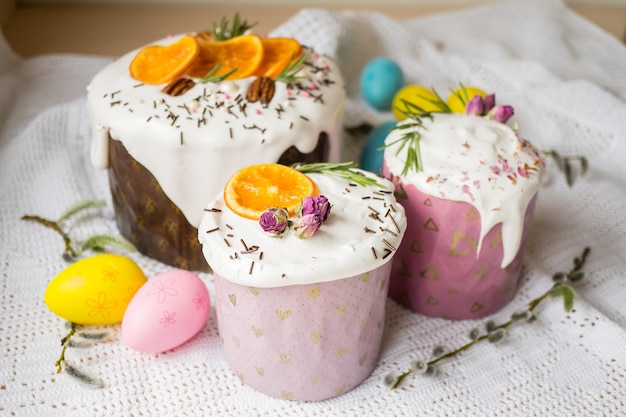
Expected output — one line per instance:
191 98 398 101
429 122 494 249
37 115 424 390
275 308 292 321
216 265 388 400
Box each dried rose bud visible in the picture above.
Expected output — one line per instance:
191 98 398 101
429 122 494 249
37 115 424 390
465 94 485 116
492 105 514 123
482 94 496 113
293 213 323 239
300 195 331 221
259 207 289 236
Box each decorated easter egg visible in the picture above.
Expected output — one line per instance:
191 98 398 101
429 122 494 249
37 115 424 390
121 269 210 353
360 58 404 111
360 121 397 173
44 254 147 325
392 85 443 120
446 86 487 113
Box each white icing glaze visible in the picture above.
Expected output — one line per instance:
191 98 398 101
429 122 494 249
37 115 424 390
384 113 544 268
198 170 407 288
87 35 346 227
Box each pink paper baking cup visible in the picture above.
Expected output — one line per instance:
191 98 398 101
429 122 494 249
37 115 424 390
214 261 392 401
386 179 537 320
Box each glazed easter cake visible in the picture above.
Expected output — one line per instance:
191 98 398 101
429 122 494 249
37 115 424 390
198 163 406 401
383 89 545 319
87 16 346 271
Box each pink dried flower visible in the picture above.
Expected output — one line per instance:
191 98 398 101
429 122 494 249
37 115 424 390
293 214 323 239
465 95 485 116
492 105 514 123
483 94 495 112
300 195 331 221
259 207 289 236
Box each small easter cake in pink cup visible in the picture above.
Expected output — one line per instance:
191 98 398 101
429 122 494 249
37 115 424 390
382 88 544 319
198 162 406 401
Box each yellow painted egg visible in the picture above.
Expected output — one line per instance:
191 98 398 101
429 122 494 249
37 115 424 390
44 254 147 325
446 86 487 113
392 85 443 121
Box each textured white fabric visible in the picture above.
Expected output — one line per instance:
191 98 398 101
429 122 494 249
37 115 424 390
2 0 626 415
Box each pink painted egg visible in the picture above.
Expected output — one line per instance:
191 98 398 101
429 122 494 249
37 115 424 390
121 269 210 353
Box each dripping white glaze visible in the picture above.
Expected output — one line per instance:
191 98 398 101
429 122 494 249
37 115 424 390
384 113 544 268
87 35 346 227
198 171 407 288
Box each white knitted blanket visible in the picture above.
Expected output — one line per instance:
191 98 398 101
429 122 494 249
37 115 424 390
2 0 625 415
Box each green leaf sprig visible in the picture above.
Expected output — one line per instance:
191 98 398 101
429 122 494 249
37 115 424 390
274 51 308 83
211 13 257 41
21 199 136 262
201 63 238 83
384 117 429 176
292 161 383 188
385 246 591 390
447 82 474 109
383 87 452 175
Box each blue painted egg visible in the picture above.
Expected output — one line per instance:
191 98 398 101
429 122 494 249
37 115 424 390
359 121 397 173
360 58 404 111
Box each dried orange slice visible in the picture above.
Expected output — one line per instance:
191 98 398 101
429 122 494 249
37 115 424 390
224 164 318 220
186 34 264 79
254 38 303 78
129 35 199 85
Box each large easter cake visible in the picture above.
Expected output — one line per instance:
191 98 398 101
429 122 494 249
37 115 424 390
87 16 346 271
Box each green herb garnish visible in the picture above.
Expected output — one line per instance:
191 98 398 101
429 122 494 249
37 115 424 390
201 63 238 83
293 162 383 188
447 82 473 108
384 87 452 175
274 51 308 83
212 13 257 41
384 116 429 175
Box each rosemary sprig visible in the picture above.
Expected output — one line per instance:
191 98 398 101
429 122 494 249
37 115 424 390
387 246 591 390
211 13 257 41
292 162 383 188
394 89 451 120
448 82 473 108
274 51 308 83
383 84 490 174
201 63 238 83
383 116 431 175
21 199 136 262
383 87 454 175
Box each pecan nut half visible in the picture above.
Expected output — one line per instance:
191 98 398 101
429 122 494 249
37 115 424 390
246 76 276 106
162 78 196 96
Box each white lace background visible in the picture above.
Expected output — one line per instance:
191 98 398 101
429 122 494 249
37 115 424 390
2 0 626 415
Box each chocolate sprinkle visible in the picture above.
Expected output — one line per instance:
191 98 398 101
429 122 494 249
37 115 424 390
382 239 396 251
380 227 398 237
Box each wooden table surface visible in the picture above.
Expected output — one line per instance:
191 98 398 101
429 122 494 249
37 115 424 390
2 3 625 58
